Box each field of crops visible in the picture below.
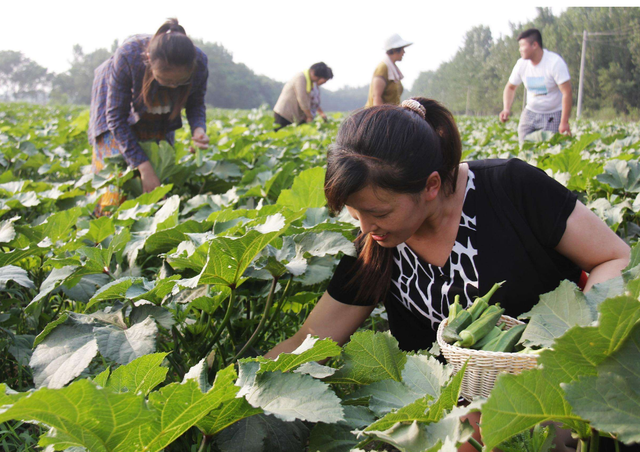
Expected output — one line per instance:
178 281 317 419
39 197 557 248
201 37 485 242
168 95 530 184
1 102 639 452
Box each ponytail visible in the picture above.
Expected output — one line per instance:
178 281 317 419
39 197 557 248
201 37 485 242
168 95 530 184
412 98 461 196
141 18 196 120
325 98 462 304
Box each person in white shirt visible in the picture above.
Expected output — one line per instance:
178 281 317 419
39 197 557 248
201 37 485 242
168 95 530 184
499 29 572 144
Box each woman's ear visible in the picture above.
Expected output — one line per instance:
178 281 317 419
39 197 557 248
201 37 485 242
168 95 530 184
422 171 441 202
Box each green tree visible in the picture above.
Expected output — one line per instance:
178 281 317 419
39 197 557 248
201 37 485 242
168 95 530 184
0 51 51 103
51 45 112 105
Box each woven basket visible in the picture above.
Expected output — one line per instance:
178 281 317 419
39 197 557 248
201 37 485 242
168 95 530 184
436 314 538 401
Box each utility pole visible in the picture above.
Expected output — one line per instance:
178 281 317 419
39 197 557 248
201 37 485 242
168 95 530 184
575 28 627 119
577 30 587 119
465 86 470 116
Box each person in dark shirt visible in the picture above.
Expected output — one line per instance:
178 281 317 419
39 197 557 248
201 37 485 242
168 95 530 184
266 97 629 452
88 18 209 214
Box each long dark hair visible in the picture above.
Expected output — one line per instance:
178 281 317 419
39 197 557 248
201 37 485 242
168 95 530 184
324 98 462 304
141 18 196 120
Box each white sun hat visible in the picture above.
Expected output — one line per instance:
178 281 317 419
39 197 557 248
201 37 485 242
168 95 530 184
383 34 413 51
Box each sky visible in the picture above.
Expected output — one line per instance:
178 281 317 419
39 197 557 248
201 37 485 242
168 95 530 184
2 1 637 91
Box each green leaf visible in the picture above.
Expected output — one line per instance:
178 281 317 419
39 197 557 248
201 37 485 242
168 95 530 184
597 159 640 192
35 207 82 243
86 277 140 310
200 228 287 287
30 313 99 388
0 264 35 289
117 184 173 212
0 218 16 242
329 331 406 385
28 266 77 310
0 379 154 452
216 414 310 452
401 354 453 399
143 375 238 451
365 361 466 433
0 383 29 407
476 368 587 452
94 316 158 365
100 352 168 396
563 323 640 444
518 280 597 348
239 370 344 423
84 216 115 244
277 166 326 210
145 220 212 254
349 379 421 417
252 335 341 374
538 295 640 384
309 423 360 452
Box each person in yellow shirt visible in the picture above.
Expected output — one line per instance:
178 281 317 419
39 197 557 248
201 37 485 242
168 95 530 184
365 34 412 107
273 62 333 128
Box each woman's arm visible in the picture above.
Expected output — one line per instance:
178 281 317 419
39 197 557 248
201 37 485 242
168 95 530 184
186 51 209 144
555 201 630 291
371 76 386 106
264 291 376 359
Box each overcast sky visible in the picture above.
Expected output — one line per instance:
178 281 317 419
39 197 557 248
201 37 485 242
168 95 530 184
3 1 636 91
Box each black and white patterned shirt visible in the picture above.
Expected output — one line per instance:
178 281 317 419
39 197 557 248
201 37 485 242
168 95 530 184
389 170 479 329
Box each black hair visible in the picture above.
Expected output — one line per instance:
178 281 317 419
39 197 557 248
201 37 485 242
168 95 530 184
517 29 543 48
310 62 333 80
324 98 462 303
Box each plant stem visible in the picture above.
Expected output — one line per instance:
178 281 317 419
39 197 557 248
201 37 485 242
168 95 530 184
198 434 210 452
614 439 620 452
580 439 589 452
204 288 236 362
233 276 278 361
589 429 600 452
468 437 483 452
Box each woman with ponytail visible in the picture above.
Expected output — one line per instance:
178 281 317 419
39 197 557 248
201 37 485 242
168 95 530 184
266 97 629 450
88 18 209 215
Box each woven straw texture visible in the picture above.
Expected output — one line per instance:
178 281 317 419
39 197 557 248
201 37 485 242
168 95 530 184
436 315 538 401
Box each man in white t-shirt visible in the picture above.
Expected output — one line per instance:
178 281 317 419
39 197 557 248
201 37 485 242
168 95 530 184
499 29 572 144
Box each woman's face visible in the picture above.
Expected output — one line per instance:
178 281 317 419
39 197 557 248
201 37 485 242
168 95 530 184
152 65 193 88
345 185 428 248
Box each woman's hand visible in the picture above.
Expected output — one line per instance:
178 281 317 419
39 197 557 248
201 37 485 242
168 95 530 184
192 127 210 149
138 161 161 193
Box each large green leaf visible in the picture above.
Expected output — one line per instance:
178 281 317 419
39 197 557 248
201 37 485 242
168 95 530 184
215 414 310 452
238 366 344 423
0 379 155 452
252 336 341 374
199 227 286 287
518 280 597 348
481 296 640 450
563 323 640 444
84 216 115 244
365 361 466 433
538 296 640 383
97 352 168 396
94 316 158 365
0 264 35 289
597 159 640 192
329 331 406 385
276 166 326 210
142 376 238 451
480 368 587 452
30 313 99 388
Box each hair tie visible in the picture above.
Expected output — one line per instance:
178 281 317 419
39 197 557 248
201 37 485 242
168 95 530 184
401 99 426 120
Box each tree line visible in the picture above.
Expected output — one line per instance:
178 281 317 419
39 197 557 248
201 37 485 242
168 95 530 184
1 7 638 115
0 39 370 111
411 7 640 117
